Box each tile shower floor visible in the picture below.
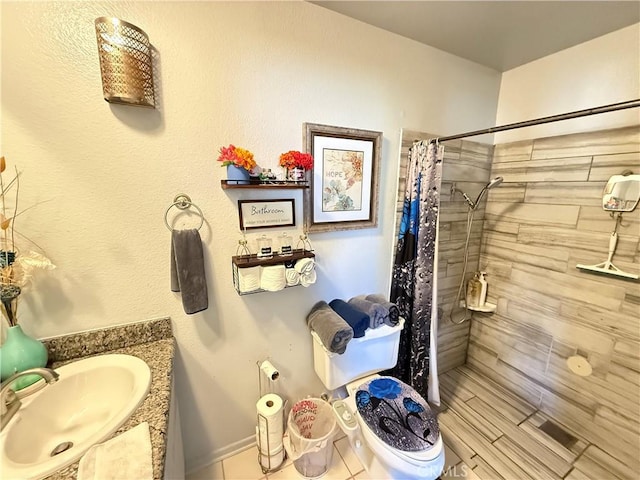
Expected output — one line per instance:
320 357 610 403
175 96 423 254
187 366 630 480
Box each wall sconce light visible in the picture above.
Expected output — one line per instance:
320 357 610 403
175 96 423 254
95 17 155 108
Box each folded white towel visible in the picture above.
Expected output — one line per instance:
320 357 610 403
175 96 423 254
285 267 300 286
238 266 261 293
300 268 317 287
78 422 153 480
294 257 315 275
261 265 286 291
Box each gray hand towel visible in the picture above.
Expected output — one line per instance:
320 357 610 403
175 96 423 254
366 294 400 326
348 297 387 329
171 229 208 314
307 301 353 354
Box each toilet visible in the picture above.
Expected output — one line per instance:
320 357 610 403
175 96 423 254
311 319 445 480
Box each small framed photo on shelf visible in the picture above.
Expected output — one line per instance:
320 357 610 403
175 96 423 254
303 123 382 232
238 199 295 230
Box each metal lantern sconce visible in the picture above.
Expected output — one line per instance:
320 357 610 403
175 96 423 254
95 17 155 108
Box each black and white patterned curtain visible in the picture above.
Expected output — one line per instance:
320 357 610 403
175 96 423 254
387 140 442 404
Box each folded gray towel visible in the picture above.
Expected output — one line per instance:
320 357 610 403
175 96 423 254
171 229 208 314
348 297 387 329
366 294 399 326
307 301 353 354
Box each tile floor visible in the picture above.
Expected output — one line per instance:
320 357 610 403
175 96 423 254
187 366 631 480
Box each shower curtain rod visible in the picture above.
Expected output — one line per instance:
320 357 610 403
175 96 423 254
433 99 640 143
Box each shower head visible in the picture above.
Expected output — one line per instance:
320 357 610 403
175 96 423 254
486 177 504 189
451 177 504 210
471 176 504 210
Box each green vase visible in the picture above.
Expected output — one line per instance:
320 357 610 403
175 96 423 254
0 325 48 390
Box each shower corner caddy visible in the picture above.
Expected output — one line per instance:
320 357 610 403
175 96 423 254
459 301 497 313
232 249 315 295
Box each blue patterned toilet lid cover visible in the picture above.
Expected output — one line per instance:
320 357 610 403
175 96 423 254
355 376 439 452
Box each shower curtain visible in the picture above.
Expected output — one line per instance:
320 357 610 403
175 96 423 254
388 140 442 405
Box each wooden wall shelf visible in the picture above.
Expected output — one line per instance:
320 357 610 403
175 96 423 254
232 249 315 295
221 180 308 189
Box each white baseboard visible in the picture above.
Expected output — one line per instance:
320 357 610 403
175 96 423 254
186 435 256 475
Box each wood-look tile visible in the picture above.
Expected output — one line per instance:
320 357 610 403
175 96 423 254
439 371 476 402
518 412 588 464
469 315 552 380
491 156 592 183
539 390 639 469
466 397 573 477
560 300 640 343
531 126 640 160
441 442 462 473
440 386 503 442
471 455 505 480
485 202 580 227
488 280 562 317
509 263 626 311
485 182 526 203
612 339 640 372
543 349 639 420
492 140 533 164
505 301 614 356
589 152 640 181
468 125 639 480
574 445 638 480
442 162 491 183
449 367 536 423
465 345 543 408
524 181 605 207
477 255 513 281
442 463 482 480
481 218 520 235
564 467 601 480
493 436 562 480
438 411 479 469
482 234 569 272
438 407 534 480
577 205 640 235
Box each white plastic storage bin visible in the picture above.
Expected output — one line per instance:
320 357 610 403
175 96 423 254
311 319 405 390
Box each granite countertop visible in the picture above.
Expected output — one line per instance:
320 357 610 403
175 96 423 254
40 317 175 480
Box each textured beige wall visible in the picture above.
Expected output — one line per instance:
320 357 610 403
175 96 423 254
469 125 640 471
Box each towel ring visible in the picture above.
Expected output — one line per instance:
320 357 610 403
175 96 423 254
164 194 204 231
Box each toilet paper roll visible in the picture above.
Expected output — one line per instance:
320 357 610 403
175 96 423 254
255 439 284 471
260 360 280 381
256 393 284 455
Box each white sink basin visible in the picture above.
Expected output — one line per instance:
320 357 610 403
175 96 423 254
0 354 151 480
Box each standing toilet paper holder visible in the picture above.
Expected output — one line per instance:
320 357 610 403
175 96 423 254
256 360 288 474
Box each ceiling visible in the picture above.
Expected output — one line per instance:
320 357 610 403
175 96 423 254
310 1 640 72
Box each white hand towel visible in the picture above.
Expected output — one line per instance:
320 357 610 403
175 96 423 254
285 267 300 286
78 422 153 480
260 265 286 291
294 258 315 275
300 268 317 287
238 266 261 293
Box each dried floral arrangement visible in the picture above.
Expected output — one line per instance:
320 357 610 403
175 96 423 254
217 144 256 171
0 156 55 327
278 150 313 170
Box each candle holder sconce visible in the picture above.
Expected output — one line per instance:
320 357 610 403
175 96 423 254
95 17 155 108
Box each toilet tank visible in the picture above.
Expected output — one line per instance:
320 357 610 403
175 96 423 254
312 319 404 390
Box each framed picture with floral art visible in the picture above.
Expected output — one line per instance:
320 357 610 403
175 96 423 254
303 123 382 232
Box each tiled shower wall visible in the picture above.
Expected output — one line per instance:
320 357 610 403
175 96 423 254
398 130 493 374
468 125 640 471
